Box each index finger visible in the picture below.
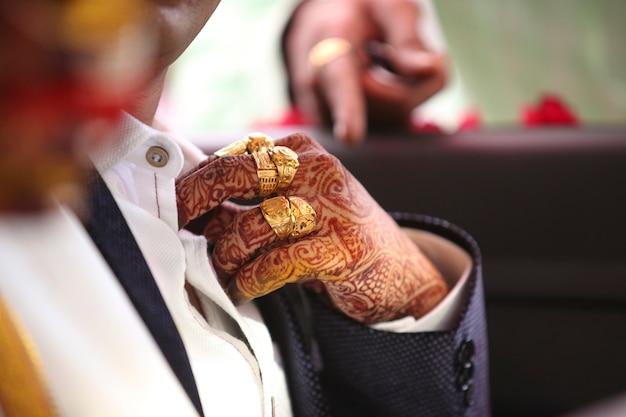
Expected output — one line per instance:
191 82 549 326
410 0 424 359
369 0 423 50
316 51 367 144
176 154 259 228
176 132 326 228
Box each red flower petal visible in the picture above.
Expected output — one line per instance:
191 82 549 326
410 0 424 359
522 94 579 127
458 109 483 131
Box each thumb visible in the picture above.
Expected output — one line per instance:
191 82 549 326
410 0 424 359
368 41 444 78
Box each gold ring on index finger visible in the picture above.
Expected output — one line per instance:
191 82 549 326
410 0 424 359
271 146 299 191
252 151 279 196
308 37 353 72
214 132 275 157
213 139 248 157
246 132 275 153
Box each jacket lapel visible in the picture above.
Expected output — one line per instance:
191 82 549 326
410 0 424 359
85 173 204 417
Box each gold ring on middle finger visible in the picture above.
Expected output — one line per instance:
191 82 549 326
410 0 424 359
260 196 317 239
260 196 293 239
287 196 317 238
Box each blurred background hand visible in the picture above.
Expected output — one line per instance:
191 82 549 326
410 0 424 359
283 0 448 143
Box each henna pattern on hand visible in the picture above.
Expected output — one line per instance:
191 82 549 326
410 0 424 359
176 155 257 228
177 133 449 323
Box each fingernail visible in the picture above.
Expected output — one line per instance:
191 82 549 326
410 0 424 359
333 121 347 141
406 50 436 69
335 121 364 145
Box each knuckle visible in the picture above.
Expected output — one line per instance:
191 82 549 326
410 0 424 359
292 74 316 94
318 152 343 171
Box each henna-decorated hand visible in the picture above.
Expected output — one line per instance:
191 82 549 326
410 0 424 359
176 133 448 323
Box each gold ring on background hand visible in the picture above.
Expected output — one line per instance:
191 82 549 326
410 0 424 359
260 196 317 239
252 151 279 196
214 132 275 157
308 37 353 72
271 146 299 191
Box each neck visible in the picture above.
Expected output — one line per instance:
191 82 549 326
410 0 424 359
124 70 167 126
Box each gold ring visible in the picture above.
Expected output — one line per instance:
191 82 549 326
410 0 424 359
252 151 279 196
271 146 299 191
260 196 294 239
213 139 248 158
246 132 275 153
214 132 275 157
308 37 353 72
260 196 317 239
287 196 317 238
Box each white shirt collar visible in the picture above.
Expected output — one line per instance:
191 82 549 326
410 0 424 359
89 112 184 180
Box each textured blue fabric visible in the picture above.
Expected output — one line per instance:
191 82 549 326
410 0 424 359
258 213 490 417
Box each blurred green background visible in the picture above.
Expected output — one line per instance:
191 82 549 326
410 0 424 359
163 0 626 134
435 0 626 127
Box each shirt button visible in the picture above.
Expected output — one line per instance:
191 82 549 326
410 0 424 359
146 146 169 168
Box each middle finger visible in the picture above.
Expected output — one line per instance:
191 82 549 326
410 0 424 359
213 193 320 284
212 204 279 285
